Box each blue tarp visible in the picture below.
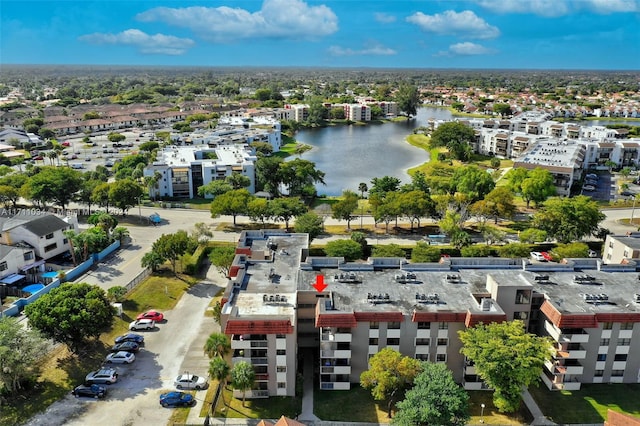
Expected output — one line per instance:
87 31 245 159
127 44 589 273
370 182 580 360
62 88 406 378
0 274 26 284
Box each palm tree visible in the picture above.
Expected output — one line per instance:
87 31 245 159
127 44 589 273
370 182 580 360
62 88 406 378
208 357 230 405
358 182 368 199
112 226 130 244
230 361 255 407
204 333 231 359
46 151 57 166
141 250 164 272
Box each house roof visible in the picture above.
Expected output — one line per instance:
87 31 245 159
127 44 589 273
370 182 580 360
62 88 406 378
0 213 69 236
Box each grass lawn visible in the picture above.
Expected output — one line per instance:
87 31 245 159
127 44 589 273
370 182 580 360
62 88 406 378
467 391 532 425
0 272 194 426
314 387 390 423
210 384 301 419
529 383 640 424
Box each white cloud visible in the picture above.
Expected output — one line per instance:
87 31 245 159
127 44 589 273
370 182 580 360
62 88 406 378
374 12 396 23
79 29 194 55
474 0 638 16
136 0 338 42
328 43 396 56
406 10 500 39
447 42 495 55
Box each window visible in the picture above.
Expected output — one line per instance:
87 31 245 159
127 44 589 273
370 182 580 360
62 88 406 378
276 349 285 355
602 322 613 330
386 338 400 346
624 249 630 257
388 321 401 329
277 382 286 389
45 233 54 240
276 334 285 339
614 354 627 362
63 238 68 244
370 322 379 330
417 322 430 329
600 338 610 346
0 261 6 272
597 354 607 361
436 354 447 362
438 322 448 330
415 338 430 346
415 354 429 361
514 311 529 320
515 290 531 304
23 251 34 261
44 243 57 252
620 322 634 330
594 370 604 377
619 338 631 346
437 338 448 346
368 338 378 345
611 370 624 377
277 366 286 373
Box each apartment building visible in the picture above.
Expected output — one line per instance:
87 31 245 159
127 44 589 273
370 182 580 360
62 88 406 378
602 233 640 264
342 104 371 122
219 231 640 399
284 104 309 122
144 144 257 198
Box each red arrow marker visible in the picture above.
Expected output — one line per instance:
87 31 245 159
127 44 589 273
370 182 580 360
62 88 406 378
313 275 327 293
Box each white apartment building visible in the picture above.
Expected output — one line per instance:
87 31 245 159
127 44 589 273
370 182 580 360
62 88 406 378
342 104 371 122
284 104 309 122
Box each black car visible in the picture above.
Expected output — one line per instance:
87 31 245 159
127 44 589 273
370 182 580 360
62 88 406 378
111 341 140 353
160 391 195 408
114 333 144 344
71 384 107 399
621 191 636 197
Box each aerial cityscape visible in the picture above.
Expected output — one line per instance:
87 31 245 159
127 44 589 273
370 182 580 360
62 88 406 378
1 1 640 426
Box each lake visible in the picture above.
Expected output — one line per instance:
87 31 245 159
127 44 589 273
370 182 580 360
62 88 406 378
296 107 452 196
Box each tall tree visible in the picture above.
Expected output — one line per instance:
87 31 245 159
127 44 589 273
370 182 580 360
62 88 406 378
231 361 255 407
454 166 495 201
0 317 48 394
24 283 115 354
399 190 434 230
392 362 469 426
532 195 605 243
331 190 359 229
459 320 553 413
269 197 307 231
521 167 556 208
226 173 251 190
294 212 324 242
370 176 401 197
471 186 516 224
204 332 231 359
209 246 236 277
279 158 325 198
22 166 82 210
152 231 193 273
395 84 420 118
108 178 143 216
255 156 283 196
209 357 231 405
210 189 253 226
360 348 422 418
430 122 476 161
358 182 368 198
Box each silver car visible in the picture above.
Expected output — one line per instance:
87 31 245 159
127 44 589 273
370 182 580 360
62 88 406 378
174 373 209 390
129 319 155 331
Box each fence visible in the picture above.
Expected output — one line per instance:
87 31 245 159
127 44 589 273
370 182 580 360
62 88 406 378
124 268 152 294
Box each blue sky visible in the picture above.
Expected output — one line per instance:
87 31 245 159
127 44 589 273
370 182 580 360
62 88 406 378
1 0 639 69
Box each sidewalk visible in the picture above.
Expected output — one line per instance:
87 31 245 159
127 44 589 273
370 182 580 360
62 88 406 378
522 388 556 426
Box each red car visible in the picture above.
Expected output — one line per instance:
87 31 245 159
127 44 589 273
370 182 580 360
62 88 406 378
137 310 164 322
540 252 553 262
61 141 71 147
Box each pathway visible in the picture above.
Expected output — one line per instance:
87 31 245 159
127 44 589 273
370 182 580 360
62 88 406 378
521 388 556 426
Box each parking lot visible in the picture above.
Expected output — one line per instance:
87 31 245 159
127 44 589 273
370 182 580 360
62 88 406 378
579 172 613 202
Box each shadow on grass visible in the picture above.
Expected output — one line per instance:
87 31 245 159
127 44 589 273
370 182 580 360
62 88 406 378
314 387 388 423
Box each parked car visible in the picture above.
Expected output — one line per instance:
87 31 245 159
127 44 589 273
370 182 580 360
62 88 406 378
530 252 546 261
582 185 596 191
621 191 635 197
174 373 209 390
540 252 553 261
585 179 598 185
85 368 118 385
105 351 136 364
33 155 43 160
61 141 71 147
137 310 164 322
114 333 144 344
129 319 155 331
588 250 598 258
586 173 598 180
71 384 107 399
160 391 196 408
110 341 140 353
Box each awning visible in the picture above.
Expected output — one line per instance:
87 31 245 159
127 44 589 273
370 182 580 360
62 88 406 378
0 274 26 284
20 259 46 271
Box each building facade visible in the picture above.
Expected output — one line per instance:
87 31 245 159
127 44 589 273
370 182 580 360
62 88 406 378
219 231 640 399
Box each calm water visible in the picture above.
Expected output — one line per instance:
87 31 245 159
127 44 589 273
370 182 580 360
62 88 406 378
296 107 453 196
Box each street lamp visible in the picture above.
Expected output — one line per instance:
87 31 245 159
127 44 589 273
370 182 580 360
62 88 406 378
480 403 485 423
631 195 637 225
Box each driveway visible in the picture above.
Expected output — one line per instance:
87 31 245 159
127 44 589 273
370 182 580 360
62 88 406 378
23 281 220 426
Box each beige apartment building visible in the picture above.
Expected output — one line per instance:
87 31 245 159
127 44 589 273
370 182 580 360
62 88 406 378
603 233 640 264
220 231 640 399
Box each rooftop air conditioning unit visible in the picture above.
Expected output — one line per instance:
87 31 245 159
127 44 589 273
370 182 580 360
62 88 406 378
481 298 492 311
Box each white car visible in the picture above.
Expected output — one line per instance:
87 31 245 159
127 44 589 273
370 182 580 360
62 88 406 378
174 373 209 390
588 250 598 258
530 252 546 261
105 351 136 364
129 319 155 331
582 185 596 191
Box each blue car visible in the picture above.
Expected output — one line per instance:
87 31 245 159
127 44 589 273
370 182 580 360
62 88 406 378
160 391 195 408
114 333 144 344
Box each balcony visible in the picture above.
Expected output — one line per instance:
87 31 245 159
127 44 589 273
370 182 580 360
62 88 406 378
321 366 351 375
321 332 352 343
251 357 269 365
232 356 251 364
251 341 268 348
234 389 269 399
416 329 430 338
387 329 401 339
321 349 352 358
255 374 269 381
320 382 350 390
